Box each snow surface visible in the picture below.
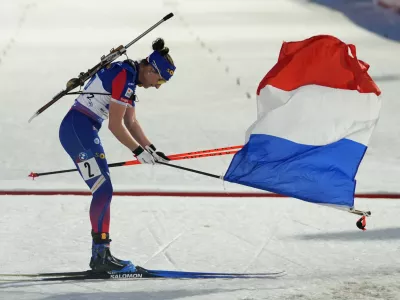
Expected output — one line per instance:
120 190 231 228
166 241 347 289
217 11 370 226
0 0 400 299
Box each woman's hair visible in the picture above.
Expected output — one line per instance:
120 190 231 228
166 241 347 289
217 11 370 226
140 38 174 66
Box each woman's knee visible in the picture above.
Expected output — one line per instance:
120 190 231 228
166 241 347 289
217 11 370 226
92 174 113 199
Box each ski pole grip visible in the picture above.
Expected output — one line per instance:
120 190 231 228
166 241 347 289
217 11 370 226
163 13 174 21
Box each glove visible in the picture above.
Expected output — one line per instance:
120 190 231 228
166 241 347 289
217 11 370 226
132 146 155 164
145 144 171 163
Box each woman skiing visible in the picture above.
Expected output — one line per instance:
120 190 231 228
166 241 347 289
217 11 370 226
59 38 176 273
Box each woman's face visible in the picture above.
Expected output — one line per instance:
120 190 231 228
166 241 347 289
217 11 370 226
141 65 163 89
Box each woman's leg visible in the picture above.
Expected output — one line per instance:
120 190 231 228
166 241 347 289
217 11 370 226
59 110 134 272
59 110 113 234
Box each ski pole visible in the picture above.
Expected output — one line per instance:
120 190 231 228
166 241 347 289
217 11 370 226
29 149 238 179
170 149 240 159
29 146 240 178
156 162 222 179
123 150 239 166
28 13 174 123
168 145 242 159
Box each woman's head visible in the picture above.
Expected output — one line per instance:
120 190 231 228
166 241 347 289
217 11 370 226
138 38 176 89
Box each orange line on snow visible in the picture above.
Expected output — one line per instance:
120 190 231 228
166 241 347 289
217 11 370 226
0 190 399 198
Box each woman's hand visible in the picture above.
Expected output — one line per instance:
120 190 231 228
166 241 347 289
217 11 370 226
133 146 155 164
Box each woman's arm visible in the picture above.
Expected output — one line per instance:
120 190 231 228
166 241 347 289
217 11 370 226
123 105 170 163
124 106 152 148
108 101 141 151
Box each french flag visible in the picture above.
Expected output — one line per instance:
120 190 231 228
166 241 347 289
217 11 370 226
224 35 381 208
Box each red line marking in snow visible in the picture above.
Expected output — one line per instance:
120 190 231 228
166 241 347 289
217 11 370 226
0 190 399 199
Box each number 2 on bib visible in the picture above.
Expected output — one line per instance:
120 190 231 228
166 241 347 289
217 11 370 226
78 157 102 180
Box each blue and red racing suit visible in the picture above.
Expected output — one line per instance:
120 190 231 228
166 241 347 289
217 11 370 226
59 60 139 233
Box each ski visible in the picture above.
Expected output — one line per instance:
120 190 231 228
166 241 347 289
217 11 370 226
0 266 285 281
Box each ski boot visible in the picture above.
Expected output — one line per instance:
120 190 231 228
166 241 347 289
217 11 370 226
90 231 136 273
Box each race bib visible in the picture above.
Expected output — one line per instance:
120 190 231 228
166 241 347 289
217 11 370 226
77 157 102 180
